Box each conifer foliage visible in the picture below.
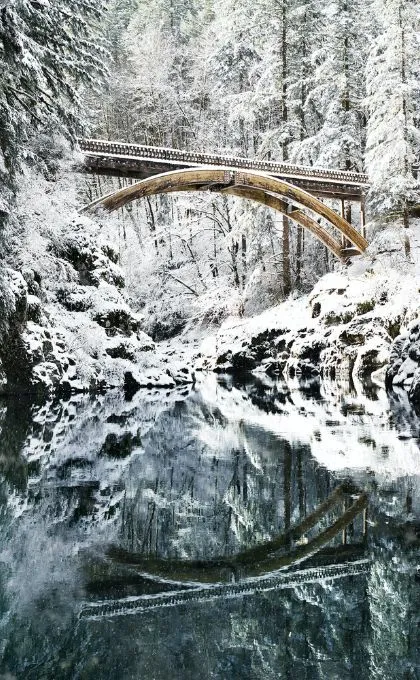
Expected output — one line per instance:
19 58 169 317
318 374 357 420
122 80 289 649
0 0 106 223
365 0 420 224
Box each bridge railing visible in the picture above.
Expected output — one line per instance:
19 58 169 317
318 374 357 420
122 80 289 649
78 138 370 186
79 559 370 619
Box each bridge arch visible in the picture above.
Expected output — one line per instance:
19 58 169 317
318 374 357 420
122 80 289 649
82 167 368 260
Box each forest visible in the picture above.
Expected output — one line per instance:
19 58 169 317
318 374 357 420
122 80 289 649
0 3 419 679
0 0 419 398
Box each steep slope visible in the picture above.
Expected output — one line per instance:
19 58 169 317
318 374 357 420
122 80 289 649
197 222 420 406
0 145 192 395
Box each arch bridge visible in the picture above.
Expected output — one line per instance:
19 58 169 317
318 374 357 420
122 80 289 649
79 139 370 262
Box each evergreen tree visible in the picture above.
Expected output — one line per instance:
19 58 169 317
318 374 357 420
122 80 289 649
287 0 321 163
0 0 107 230
292 0 367 170
119 0 200 147
365 0 420 226
191 0 262 156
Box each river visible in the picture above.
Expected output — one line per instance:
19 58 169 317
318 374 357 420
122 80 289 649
0 375 418 679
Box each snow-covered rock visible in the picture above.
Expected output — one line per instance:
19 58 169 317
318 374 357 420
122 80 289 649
196 244 420 387
0 163 190 396
386 320 420 406
125 362 195 392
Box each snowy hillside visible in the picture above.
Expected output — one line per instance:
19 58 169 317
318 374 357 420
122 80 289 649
0 151 194 395
196 221 420 407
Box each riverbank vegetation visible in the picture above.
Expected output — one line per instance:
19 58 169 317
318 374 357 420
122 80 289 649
0 0 419 399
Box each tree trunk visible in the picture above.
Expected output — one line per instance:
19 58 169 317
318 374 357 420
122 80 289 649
145 196 159 254
231 239 240 288
212 217 219 278
283 215 291 296
281 0 288 162
281 1 291 296
399 4 411 240
296 225 302 290
241 233 247 289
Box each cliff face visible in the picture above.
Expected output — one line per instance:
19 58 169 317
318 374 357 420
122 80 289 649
0 242 154 396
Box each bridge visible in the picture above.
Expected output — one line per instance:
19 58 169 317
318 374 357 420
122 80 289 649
79 139 370 262
80 559 370 619
80 484 369 618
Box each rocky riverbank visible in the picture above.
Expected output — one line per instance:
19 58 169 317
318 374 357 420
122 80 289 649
196 224 420 406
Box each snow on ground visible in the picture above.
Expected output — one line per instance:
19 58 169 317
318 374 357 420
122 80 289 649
196 221 420 407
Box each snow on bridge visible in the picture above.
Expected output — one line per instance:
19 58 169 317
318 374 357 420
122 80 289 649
78 138 370 261
78 138 370 201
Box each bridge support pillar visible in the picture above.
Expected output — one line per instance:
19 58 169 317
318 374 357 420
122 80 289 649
340 200 346 248
360 196 366 239
362 507 368 543
340 200 353 249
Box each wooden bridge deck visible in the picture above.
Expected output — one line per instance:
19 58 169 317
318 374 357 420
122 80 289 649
78 138 369 201
80 558 370 618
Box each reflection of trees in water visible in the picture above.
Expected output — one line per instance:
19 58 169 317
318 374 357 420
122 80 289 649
72 572 370 680
387 386 420 435
0 379 418 679
1 376 419 542
119 394 336 560
368 544 419 680
366 483 420 680
0 389 192 534
0 395 34 491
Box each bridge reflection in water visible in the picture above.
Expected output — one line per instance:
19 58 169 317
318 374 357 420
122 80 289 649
1 377 418 679
81 483 369 618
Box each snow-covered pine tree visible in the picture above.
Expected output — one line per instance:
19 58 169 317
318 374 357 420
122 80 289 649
104 0 138 65
250 0 331 293
291 0 367 171
365 0 420 228
285 0 320 287
87 0 142 141
121 0 200 148
0 0 107 231
196 0 263 157
287 0 320 164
